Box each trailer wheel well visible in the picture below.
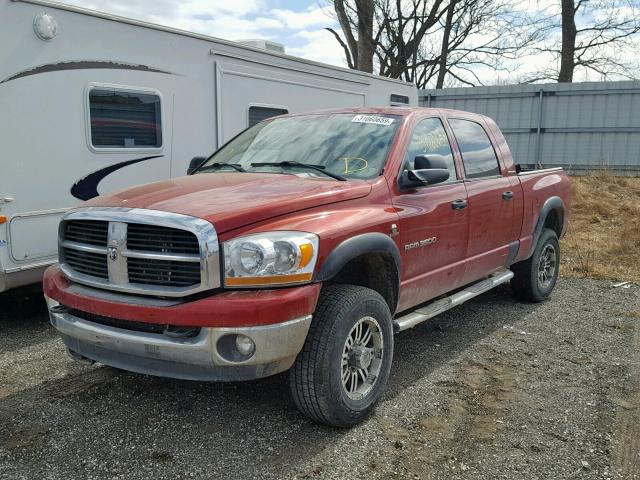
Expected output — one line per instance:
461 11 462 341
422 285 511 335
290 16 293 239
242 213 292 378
326 253 398 313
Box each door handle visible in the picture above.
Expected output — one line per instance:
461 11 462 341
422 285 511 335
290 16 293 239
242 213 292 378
451 199 468 210
502 191 514 200
1 197 14 203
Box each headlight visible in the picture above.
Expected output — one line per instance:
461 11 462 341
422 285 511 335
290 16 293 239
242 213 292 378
223 231 319 287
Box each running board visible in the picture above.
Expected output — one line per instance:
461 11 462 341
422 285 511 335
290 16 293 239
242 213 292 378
393 269 514 332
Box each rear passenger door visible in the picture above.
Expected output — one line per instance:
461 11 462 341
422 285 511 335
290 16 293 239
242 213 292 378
446 117 516 284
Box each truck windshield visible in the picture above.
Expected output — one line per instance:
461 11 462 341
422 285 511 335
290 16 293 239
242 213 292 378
195 113 402 180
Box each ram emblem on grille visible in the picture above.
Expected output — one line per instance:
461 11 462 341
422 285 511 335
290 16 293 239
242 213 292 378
107 246 118 262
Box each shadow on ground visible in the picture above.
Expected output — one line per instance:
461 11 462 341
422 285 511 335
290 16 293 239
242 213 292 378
0 285 51 353
0 284 47 322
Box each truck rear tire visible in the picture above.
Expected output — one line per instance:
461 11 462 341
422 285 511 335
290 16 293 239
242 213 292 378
511 228 560 302
289 284 393 427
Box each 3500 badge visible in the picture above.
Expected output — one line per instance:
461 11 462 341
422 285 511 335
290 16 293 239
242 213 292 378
405 237 438 251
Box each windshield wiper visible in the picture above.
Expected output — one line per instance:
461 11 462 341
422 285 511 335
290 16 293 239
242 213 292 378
197 163 246 173
250 161 346 181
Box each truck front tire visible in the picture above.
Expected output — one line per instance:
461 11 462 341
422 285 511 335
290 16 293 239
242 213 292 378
511 228 560 302
289 284 393 427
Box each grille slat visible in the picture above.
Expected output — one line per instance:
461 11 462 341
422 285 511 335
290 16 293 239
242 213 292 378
63 248 108 279
64 220 108 247
64 262 108 273
64 255 108 269
128 257 200 287
127 223 199 254
127 268 198 275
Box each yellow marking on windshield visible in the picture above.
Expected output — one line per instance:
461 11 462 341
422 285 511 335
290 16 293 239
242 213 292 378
341 157 369 174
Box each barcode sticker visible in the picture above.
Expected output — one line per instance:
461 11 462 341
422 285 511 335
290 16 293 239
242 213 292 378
351 114 395 126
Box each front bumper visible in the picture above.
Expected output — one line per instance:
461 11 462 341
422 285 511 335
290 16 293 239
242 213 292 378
47 299 312 381
43 265 321 328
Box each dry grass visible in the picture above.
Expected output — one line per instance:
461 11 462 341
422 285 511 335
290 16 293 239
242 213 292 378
561 173 640 282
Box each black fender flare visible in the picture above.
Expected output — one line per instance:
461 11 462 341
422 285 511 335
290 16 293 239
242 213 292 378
316 232 402 284
527 196 565 258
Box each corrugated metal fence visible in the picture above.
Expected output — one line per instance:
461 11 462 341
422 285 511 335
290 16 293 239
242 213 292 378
419 81 640 175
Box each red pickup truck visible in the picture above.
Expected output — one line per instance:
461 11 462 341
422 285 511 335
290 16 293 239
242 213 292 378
44 107 570 427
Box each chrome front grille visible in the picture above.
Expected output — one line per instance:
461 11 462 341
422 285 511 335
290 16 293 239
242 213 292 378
58 208 220 297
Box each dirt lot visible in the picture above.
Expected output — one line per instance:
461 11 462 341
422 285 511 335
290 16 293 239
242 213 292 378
1 278 639 480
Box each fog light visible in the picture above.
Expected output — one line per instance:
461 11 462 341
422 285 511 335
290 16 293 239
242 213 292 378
235 334 255 357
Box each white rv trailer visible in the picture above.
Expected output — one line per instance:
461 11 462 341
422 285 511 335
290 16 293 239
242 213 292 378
0 0 417 292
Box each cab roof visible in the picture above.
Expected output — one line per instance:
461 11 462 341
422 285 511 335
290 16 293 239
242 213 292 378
281 106 487 120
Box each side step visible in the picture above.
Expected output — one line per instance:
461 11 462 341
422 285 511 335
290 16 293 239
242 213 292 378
393 269 514 332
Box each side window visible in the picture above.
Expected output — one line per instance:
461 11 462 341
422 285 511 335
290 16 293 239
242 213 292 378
448 119 500 179
405 117 457 183
390 94 410 106
248 106 288 127
89 87 162 148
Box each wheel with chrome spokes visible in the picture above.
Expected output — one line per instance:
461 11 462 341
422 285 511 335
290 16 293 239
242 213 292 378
537 244 557 289
290 285 393 427
341 316 384 400
511 228 560 302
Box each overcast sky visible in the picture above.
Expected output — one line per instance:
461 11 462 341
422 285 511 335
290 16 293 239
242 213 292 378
58 0 631 85
60 0 345 67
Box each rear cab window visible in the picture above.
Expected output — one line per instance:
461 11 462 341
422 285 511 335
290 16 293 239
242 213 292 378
448 118 500 179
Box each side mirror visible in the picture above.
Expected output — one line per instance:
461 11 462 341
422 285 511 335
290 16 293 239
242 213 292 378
414 155 448 170
399 155 450 189
187 156 206 175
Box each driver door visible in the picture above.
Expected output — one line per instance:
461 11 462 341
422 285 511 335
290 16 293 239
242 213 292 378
392 117 469 312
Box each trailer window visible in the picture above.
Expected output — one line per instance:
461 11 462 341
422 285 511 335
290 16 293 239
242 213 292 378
89 88 162 148
249 106 288 127
448 119 500 179
390 94 410 106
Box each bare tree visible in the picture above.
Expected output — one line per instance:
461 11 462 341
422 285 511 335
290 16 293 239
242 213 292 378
326 0 376 72
530 0 640 82
374 0 448 81
558 0 577 82
435 0 458 88
326 0 448 78
414 0 536 88
327 0 536 88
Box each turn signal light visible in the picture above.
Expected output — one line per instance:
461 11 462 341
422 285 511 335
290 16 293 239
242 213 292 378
0 215 7 225
298 243 314 268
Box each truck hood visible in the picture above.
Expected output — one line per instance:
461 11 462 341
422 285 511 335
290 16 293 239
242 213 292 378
84 173 372 233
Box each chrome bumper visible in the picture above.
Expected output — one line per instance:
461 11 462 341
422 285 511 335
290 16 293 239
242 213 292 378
46 297 312 381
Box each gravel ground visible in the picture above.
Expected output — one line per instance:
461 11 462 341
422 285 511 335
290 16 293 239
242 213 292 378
1 278 639 480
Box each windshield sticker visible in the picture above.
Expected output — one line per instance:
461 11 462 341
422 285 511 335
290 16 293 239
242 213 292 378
351 114 395 126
